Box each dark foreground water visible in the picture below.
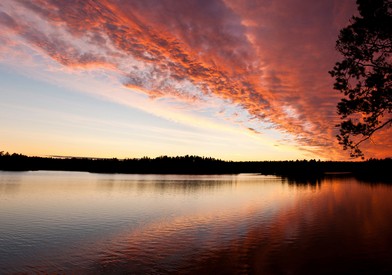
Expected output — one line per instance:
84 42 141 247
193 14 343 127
1 171 392 274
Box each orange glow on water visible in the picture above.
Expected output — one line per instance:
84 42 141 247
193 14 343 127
3 172 392 273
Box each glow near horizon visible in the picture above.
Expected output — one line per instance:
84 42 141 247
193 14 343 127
0 61 298 161
1 0 389 160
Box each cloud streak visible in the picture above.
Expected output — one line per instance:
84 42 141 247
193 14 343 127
2 0 388 159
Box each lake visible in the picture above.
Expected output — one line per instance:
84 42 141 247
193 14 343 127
1 171 392 274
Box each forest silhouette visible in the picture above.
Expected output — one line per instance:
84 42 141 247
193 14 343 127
1 152 391 182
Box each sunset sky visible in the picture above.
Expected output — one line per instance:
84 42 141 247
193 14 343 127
1 0 390 160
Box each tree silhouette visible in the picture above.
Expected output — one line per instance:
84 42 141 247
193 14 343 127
329 0 392 158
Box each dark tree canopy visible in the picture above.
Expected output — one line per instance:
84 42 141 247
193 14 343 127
329 0 392 158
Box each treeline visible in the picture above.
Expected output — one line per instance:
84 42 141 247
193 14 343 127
0 152 391 181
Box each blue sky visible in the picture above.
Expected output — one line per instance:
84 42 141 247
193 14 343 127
2 0 387 160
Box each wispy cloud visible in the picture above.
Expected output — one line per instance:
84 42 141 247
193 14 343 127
2 0 387 159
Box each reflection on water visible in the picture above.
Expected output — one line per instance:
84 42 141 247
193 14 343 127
1 171 392 274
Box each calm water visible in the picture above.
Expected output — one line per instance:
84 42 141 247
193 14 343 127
1 171 392 274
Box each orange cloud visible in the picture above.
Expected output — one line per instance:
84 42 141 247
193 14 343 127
2 0 390 159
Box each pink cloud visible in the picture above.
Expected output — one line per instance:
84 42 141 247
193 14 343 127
0 11 19 30
1 0 389 159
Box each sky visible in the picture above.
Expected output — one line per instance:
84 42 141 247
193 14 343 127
0 0 390 161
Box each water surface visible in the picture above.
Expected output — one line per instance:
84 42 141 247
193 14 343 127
1 171 392 274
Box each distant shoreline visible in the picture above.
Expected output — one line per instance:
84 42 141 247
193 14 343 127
1 153 391 182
